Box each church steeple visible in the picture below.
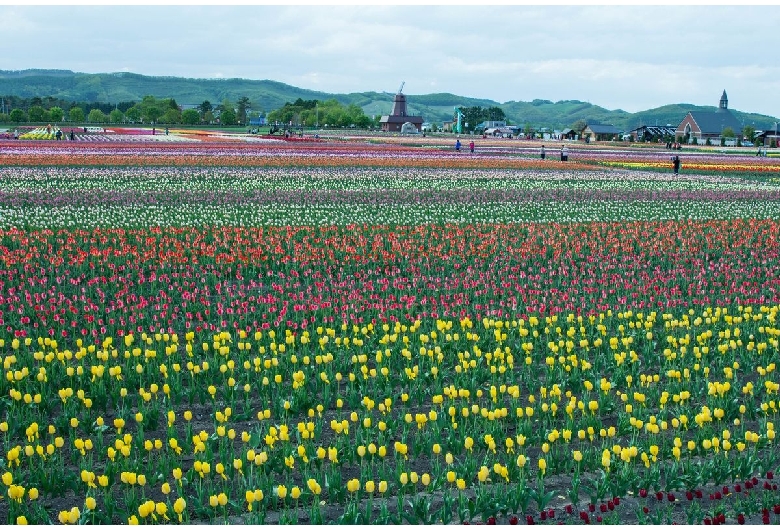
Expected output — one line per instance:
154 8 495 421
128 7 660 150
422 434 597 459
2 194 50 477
719 90 728 110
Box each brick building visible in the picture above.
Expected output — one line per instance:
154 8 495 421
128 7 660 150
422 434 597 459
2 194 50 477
675 91 743 144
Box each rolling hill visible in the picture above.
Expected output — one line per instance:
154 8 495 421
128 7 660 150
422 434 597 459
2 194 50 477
1 69 777 131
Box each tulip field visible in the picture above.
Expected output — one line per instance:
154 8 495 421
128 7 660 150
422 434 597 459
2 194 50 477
1 135 780 525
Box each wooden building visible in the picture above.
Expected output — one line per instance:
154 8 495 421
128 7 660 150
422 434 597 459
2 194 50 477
379 86 424 133
560 128 577 140
580 122 620 142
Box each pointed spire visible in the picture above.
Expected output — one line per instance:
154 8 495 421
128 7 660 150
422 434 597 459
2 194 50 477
719 90 728 110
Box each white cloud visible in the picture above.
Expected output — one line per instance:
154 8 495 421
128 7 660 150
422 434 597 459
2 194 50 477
0 5 777 117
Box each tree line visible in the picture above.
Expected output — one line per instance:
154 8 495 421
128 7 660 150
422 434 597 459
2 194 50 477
0 93 377 129
0 94 261 126
266 98 374 129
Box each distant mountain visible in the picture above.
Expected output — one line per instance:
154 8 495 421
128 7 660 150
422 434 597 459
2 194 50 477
2 69 777 131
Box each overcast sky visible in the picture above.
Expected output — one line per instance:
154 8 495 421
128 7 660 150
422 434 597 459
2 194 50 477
3 4 779 118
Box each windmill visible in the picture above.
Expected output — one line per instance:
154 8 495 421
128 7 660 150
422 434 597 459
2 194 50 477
379 82 423 132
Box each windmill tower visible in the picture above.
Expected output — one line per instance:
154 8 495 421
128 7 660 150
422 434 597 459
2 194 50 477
391 82 408 117
379 81 423 132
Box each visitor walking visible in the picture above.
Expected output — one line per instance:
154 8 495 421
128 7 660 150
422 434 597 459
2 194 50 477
561 145 568 162
672 155 681 175
540 145 546 160
469 141 474 153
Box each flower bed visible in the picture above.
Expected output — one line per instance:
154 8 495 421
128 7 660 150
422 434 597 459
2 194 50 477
0 139 779 524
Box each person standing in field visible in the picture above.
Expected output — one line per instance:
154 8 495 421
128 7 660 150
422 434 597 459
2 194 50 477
455 139 461 151
561 145 568 162
469 140 474 153
540 144 546 160
672 155 681 175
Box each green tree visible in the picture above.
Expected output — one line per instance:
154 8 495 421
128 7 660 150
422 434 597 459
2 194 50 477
721 127 736 138
220 108 237 126
461 106 483 133
269 98 321 126
49 106 64 122
68 107 85 123
353 114 372 129
125 105 142 123
162 108 181 124
742 125 756 143
203 110 215 124
325 107 346 127
10 108 26 123
182 109 200 125
198 100 213 116
486 106 506 122
28 105 46 122
344 104 365 127
144 106 162 124
139 95 166 124
88 109 106 123
236 96 251 125
110 109 124 124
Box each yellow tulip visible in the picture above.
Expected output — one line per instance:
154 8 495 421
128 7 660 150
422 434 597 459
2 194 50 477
173 498 186 522
307 478 322 495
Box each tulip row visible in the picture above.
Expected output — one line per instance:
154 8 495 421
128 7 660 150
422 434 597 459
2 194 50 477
1 301 779 523
1 166 775 193
1 138 779 524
